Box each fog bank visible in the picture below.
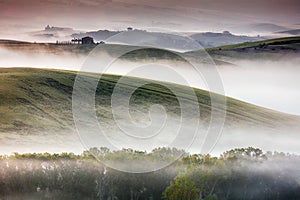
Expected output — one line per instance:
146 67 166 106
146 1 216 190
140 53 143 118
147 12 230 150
1 46 300 115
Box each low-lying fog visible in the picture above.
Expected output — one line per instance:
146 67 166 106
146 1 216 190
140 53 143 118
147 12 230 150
1 46 300 156
1 46 299 115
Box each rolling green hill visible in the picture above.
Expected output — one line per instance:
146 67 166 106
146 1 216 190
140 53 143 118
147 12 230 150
0 68 298 134
184 36 300 60
208 37 300 60
205 36 300 51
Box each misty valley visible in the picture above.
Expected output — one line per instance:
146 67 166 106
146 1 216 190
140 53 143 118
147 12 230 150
0 20 300 199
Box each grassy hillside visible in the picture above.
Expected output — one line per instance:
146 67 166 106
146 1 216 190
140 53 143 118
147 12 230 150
184 36 300 60
0 68 298 134
205 36 300 51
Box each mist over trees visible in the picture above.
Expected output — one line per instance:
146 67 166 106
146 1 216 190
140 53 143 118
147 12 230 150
0 147 299 200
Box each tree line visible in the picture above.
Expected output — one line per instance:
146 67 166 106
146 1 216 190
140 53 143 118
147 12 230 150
0 147 299 199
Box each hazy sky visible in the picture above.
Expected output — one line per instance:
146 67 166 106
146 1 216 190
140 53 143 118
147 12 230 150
0 0 300 39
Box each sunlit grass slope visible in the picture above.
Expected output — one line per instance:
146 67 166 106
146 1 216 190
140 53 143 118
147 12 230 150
0 68 298 133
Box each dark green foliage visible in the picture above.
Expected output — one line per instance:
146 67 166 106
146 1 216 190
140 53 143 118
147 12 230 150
164 147 300 200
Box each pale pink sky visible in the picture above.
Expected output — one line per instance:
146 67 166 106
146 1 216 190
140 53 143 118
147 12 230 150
0 0 299 40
